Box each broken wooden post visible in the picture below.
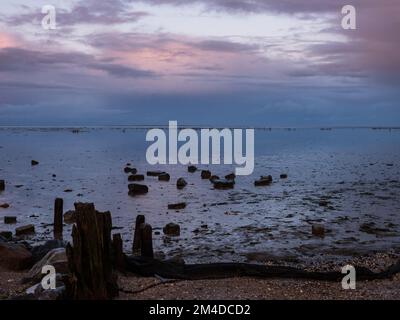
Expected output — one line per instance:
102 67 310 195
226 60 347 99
112 233 126 271
65 203 118 300
132 215 145 255
53 198 63 240
0 180 5 191
140 223 154 258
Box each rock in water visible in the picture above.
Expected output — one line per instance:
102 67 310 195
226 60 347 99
0 242 33 270
128 174 145 181
254 175 273 186
0 231 12 241
4 216 17 224
128 184 149 196
147 171 165 177
168 203 187 210
176 178 187 189
16 224 35 236
163 223 181 236
124 166 137 174
312 224 325 238
201 170 212 179
31 160 39 166
158 173 171 182
225 173 236 180
188 165 197 173
0 203 10 208
280 174 288 179
213 180 235 190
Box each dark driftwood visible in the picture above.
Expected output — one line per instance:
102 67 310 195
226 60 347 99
53 198 63 240
65 203 119 300
125 256 400 282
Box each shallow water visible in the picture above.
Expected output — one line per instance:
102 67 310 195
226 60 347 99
0 127 400 264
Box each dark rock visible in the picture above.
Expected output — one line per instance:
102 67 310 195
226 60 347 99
128 183 149 196
0 180 5 191
0 231 12 241
163 223 180 236
30 240 66 263
0 203 10 209
176 178 187 189
312 224 325 238
128 174 145 181
213 179 235 190
31 160 39 166
225 173 236 180
158 173 171 181
188 165 197 173
0 242 33 270
168 203 187 210
124 167 137 174
280 174 288 179
4 216 17 224
201 170 212 179
16 224 35 236
254 175 272 186
209 175 220 183
147 171 165 177
63 210 76 224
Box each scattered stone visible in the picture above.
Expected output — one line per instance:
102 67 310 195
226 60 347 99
128 183 149 196
0 203 10 208
30 240 66 263
163 223 180 236
124 167 137 174
63 210 76 224
158 173 171 181
225 173 236 180
213 179 235 190
254 175 272 186
201 170 212 179
31 160 39 166
128 174 145 181
168 202 187 210
0 231 12 241
0 179 5 191
0 242 33 270
312 224 325 238
147 171 165 177
16 224 35 236
188 165 197 173
4 216 17 224
280 174 288 179
176 178 187 189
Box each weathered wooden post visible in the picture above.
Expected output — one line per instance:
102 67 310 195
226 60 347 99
112 233 126 271
53 198 63 240
65 203 118 300
132 215 145 255
140 223 154 258
0 180 5 191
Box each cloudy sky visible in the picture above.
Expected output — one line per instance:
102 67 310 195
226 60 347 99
0 0 399 126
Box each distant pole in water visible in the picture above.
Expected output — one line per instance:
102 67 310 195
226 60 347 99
132 215 145 255
140 223 154 258
0 180 5 191
54 198 63 240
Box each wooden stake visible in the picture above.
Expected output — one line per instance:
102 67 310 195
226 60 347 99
54 198 63 240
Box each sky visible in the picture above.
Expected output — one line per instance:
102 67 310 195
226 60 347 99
0 0 399 126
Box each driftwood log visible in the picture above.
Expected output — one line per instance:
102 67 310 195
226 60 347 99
65 203 119 300
125 256 400 282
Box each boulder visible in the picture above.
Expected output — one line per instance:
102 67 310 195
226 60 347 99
0 242 33 270
24 248 68 284
188 166 197 173
0 179 5 191
176 178 187 189
147 171 165 177
63 210 76 224
0 231 12 241
158 173 171 182
128 183 149 196
163 223 180 237
213 179 235 190
128 174 145 181
30 240 66 263
254 175 272 186
31 160 39 166
16 224 35 236
201 170 212 179
168 203 187 210
124 167 137 174
4 216 17 224
312 224 325 238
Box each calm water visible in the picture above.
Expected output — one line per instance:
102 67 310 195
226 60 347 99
1 127 400 264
